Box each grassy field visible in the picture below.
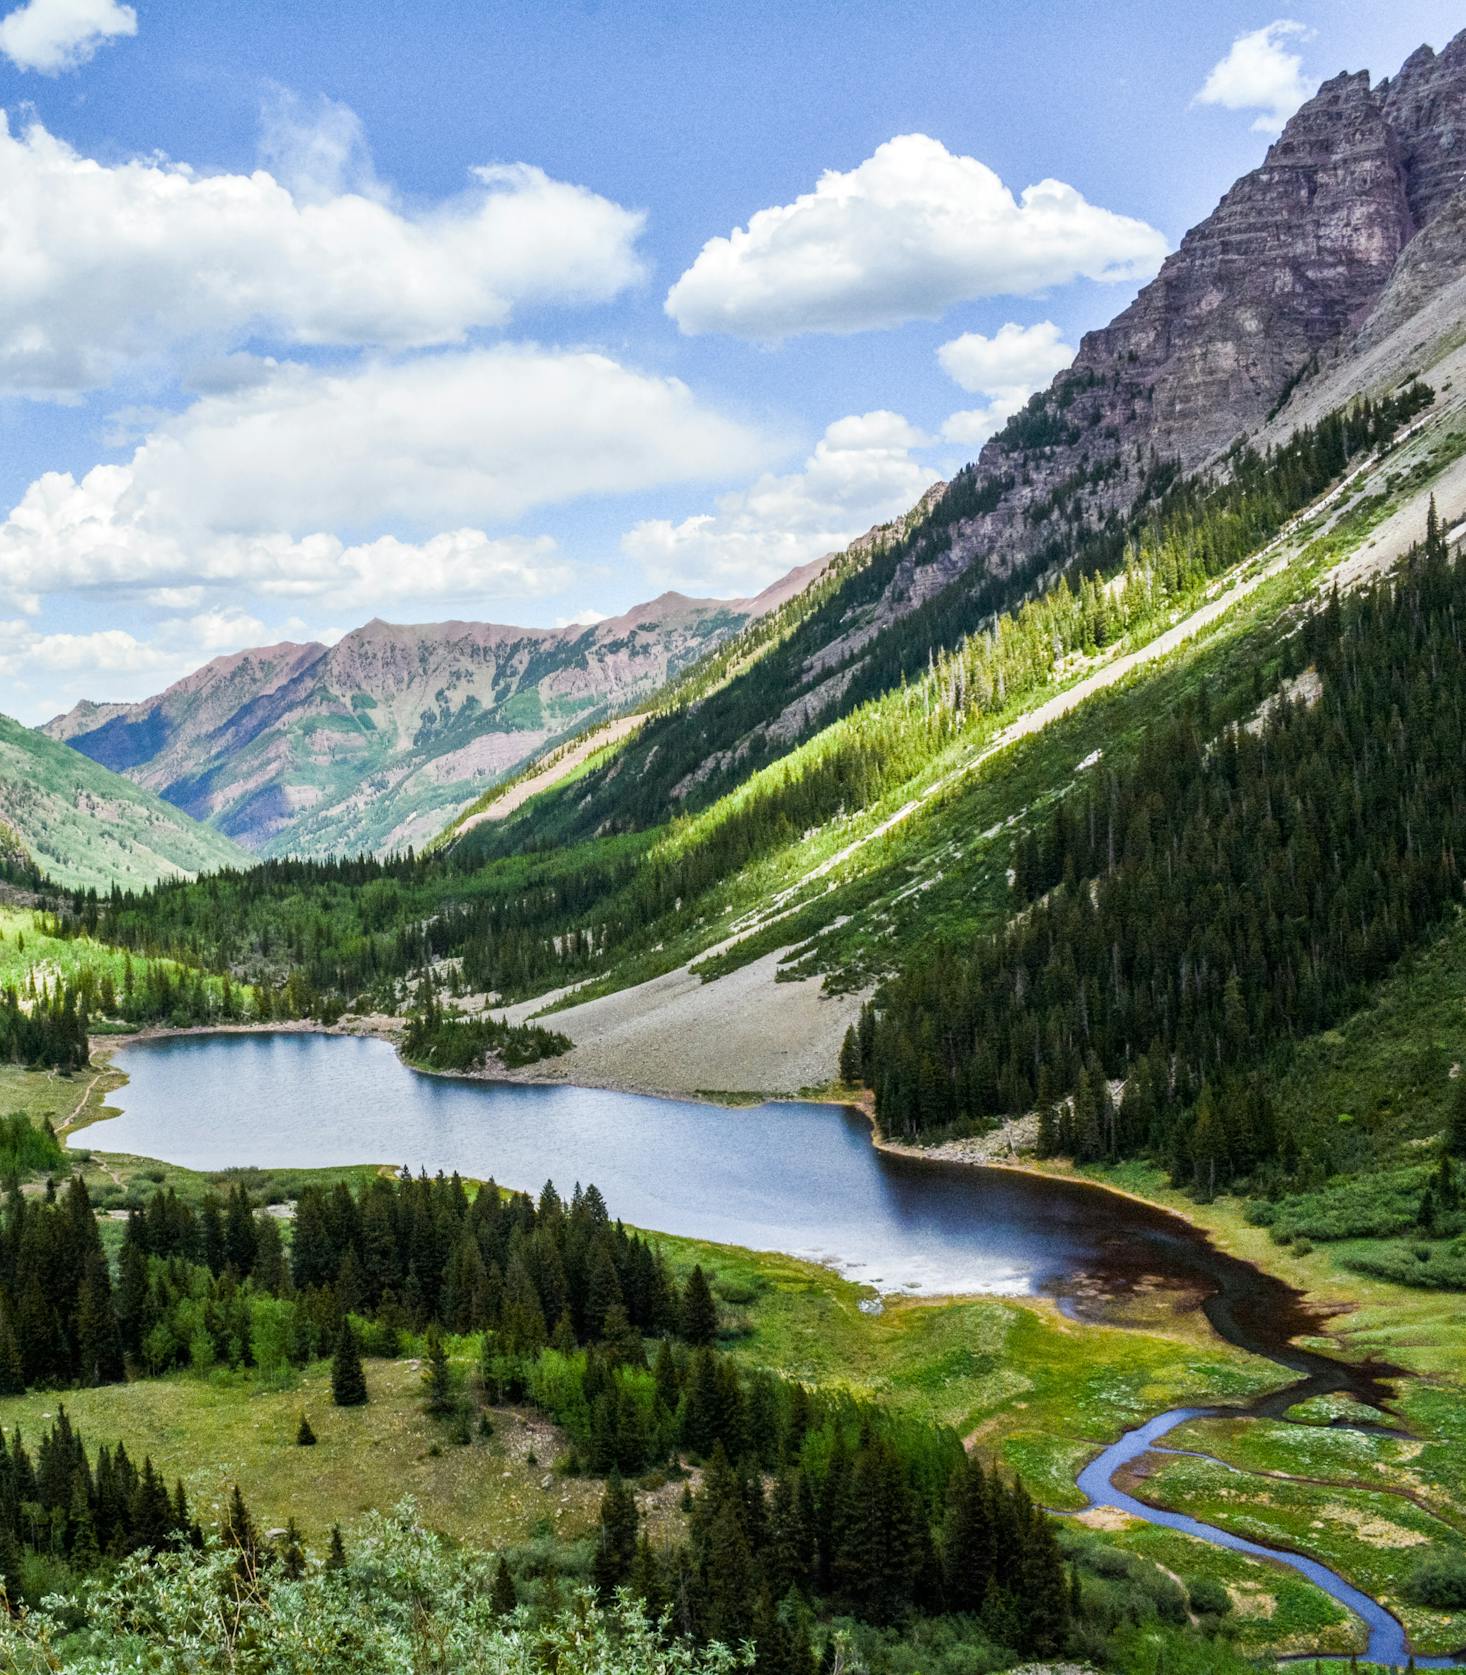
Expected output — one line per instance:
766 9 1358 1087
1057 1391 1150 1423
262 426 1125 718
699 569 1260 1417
0 1357 632 1561
8 1032 1465 1665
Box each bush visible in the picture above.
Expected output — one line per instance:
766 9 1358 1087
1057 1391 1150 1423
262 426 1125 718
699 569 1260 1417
1406 1553 1466 1609
1186 1575 1232 1616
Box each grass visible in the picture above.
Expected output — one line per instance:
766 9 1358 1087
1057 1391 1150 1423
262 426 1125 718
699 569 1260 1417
1133 1450 1466 1655
1108 1522 1357 1658
0 1356 630 1557
646 1233 1284 1496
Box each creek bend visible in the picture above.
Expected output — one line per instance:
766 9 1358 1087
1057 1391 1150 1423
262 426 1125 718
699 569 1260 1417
83 1032 1455 1667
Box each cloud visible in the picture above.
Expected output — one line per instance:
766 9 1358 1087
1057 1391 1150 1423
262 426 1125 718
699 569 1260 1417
0 608 283 720
0 0 134 73
0 347 772 614
257 88 380 203
0 110 648 395
664 134 1168 340
1194 20 1315 134
936 319 1075 448
622 410 939 594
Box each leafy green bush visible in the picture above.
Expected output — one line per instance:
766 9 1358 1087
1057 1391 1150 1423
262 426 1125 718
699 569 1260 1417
1406 1552 1466 1608
1186 1575 1232 1616
0 1111 63 1177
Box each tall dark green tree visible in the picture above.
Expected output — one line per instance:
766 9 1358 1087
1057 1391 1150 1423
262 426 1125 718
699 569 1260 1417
330 1319 368 1408
592 1472 639 1596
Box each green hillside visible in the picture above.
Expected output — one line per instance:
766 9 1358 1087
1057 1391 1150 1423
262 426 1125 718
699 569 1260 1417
0 712 248 892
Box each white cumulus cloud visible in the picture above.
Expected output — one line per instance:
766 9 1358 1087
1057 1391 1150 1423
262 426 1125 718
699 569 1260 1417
937 319 1075 448
0 110 648 395
622 410 940 594
1194 20 1315 134
0 347 773 616
0 0 134 73
664 134 1168 340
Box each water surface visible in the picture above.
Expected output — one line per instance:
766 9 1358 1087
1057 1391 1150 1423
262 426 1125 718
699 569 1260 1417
87 1031 1460 1666
93 1032 1226 1304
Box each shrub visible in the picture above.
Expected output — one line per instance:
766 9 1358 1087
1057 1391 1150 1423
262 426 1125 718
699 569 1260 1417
1406 1553 1466 1609
1186 1575 1232 1616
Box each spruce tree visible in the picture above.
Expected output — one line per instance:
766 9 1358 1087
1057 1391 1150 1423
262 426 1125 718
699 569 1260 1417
592 1471 639 1595
296 1412 317 1446
279 1518 306 1579
0 1301 24 1396
327 1523 348 1569
422 1324 452 1416
221 1484 260 1569
680 1266 718 1347
331 1318 368 1407
1448 1076 1466 1160
491 1553 518 1615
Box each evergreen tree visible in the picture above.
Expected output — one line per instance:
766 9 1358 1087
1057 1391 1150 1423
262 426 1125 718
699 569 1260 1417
1448 1077 1466 1160
593 1471 639 1595
422 1324 453 1416
680 1266 718 1347
330 1319 368 1407
327 1523 348 1569
296 1412 317 1446
491 1553 518 1615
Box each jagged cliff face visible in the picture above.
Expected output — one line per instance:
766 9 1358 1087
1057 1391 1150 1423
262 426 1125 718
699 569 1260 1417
45 571 824 857
865 31 1466 621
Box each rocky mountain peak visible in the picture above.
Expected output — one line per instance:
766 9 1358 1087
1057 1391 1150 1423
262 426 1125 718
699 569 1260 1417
1378 27 1466 228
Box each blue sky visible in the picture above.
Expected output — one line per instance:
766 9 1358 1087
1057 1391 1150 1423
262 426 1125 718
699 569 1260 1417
0 0 1457 721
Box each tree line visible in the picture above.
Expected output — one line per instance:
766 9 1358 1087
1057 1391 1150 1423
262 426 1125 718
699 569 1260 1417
855 505 1466 1196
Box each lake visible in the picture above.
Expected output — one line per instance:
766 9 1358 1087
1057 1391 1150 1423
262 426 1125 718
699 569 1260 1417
89 1031 1234 1306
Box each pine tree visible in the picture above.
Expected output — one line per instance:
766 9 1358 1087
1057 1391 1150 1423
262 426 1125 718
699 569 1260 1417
422 1324 452 1416
330 1318 368 1407
680 1266 718 1347
593 1471 639 1595
1447 1076 1466 1160
838 1027 861 1086
296 1412 317 1446
221 1483 260 1570
0 1301 24 1396
278 1518 306 1579
491 1553 518 1615
327 1523 348 1569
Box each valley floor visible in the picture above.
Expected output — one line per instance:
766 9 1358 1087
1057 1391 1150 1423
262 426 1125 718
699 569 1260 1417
35 1044 1466 1666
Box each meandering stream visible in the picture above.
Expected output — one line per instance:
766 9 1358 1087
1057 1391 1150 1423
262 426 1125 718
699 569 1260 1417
80 1032 1461 1668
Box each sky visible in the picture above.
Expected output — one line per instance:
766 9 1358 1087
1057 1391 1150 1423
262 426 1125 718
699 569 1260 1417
0 0 1458 722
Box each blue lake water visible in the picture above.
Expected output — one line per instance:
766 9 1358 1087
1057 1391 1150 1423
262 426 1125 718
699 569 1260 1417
84 1031 1212 1300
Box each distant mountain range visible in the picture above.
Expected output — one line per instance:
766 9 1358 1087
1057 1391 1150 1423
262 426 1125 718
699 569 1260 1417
44 564 825 857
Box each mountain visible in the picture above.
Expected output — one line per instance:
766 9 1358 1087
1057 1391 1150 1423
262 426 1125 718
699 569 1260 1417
468 32 1466 852
0 712 248 893
43 564 828 858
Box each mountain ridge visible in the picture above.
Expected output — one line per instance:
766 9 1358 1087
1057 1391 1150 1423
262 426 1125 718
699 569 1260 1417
44 560 835 857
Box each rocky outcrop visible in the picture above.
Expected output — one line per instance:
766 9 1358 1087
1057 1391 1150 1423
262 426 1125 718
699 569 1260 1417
852 30 1466 625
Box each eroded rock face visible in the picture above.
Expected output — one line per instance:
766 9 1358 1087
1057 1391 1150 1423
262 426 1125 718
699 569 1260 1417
1076 69 1412 466
870 31 1466 614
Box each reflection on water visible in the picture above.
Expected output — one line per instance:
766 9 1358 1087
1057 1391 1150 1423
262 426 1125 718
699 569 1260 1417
91 1032 1222 1304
